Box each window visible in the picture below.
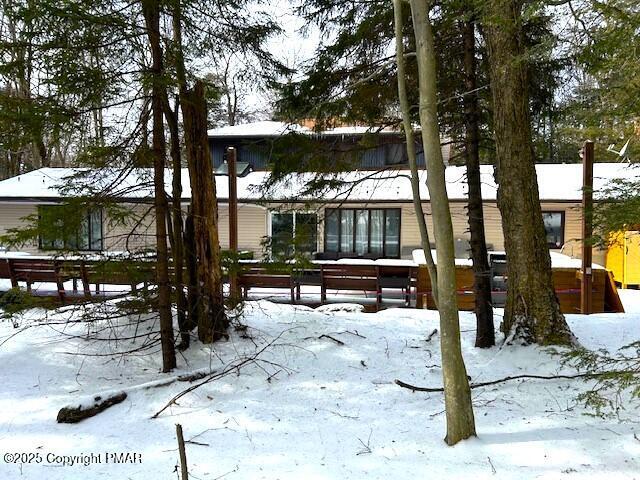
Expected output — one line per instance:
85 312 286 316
542 211 564 249
384 142 407 166
324 208 401 258
38 206 103 251
270 211 318 257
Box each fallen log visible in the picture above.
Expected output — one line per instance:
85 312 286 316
56 368 212 423
57 392 127 423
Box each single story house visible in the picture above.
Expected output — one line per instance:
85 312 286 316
0 162 632 266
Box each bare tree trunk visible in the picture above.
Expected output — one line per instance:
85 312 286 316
142 0 176 371
392 0 439 306
184 213 199 328
481 0 574 345
162 93 190 349
170 2 227 343
409 0 476 445
462 16 494 348
181 82 228 343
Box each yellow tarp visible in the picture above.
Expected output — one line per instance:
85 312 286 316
606 231 640 287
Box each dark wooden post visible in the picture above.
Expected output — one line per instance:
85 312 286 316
581 140 594 314
227 146 239 299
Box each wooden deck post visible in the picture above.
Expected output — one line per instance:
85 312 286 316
581 140 594 314
227 146 239 300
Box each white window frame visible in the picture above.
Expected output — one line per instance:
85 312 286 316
267 210 320 253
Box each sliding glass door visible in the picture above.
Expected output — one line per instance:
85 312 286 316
324 208 401 258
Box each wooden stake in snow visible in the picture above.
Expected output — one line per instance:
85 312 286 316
581 141 594 314
176 424 189 480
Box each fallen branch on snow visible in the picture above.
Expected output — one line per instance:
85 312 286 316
152 332 287 419
425 329 438 342
319 334 345 346
56 369 211 423
394 370 638 393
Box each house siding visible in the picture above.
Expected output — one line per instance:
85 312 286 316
0 202 159 254
0 203 39 253
209 136 453 171
103 203 157 252
218 203 268 257
274 200 604 264
0 200 604 265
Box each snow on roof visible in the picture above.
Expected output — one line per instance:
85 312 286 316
207 121 310 137
207 121 405 138
0 163 635 203
319 126 400 136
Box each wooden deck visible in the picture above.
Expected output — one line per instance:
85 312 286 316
414 265 624 314
0 256 625 313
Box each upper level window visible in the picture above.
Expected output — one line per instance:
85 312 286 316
384 143 407 166
38 206 103 251
325 208 400 258
542 211 564 249
270 211 318 257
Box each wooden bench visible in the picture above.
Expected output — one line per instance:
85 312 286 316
82 260 154 294
0 257 155 301
238 266 296 302
0 259 11 280
320 264 380 308
293 267 322 301
378 265 414 306
3 258 70 301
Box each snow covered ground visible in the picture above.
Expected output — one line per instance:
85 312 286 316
0 294 638 479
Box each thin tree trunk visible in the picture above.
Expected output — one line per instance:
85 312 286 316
181 82 228 343
481 0 574 345
392 0 439 307
162 93 190 349
169 1 197 333
409 0 476 445
184 213 199 328
142 0 176 371
462 16 494 348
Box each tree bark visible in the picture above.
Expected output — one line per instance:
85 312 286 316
481 0 574 345
409 0 476 445
181 82 228 343
162 93 191 349
462 16 494 348
392 0 439 306
142 0 176 371
184 213 200 331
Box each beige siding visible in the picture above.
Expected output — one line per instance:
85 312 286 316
0 199 604 264
0 203 39 253
218 204 268 258
103 203 157 252
106 202 269 258
0 201 160 254
280 200 601 263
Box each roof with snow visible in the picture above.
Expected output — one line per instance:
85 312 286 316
0 163 634 204
207 121 403 138
207 121 310 137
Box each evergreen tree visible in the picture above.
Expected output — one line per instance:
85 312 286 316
481 0 575 345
